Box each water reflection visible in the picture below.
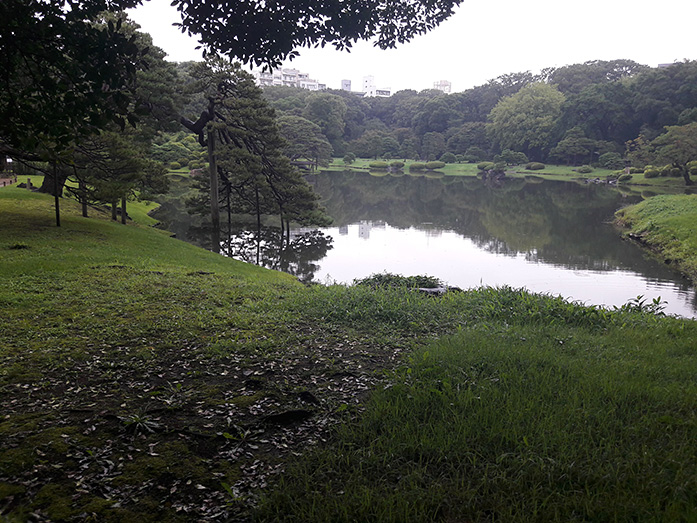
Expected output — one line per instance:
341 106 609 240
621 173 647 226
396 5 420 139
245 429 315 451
152 172 697 317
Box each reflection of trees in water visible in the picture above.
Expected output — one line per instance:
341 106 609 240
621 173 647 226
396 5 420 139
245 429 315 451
307 171 693 283
221 226 333 284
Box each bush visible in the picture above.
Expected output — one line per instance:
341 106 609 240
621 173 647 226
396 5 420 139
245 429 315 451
500 149 528 165
426 161 446 170
688 161 697 175
439 152 457 164
576 165 594 174
661 164 681 177
618 174 632 182
368 161 388 170
389 161 405 169
409 162 427 171
643 166 660 178
177 158 190 168
629 167 644 174
598 152 625 170
477 161 495 171
525 162 545 171
353 273 443 289
169 162 182 170
343 153 356 165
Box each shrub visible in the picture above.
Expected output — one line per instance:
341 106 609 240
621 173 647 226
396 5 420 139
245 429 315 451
426 161 446 170
618 174 632 182
688 161 697 175
177 158 190 167
500 149 528 165
169 162 182 170
629 167 644 174
598 152 624 170
343 153 356 165
477 161 495 171
389 161 405 169
353 273 443 289
660 164 681 177
576 165 593 174
643 166 660 178
369 161 388 170
525 162 545 171
409 162 427 171
439 152 457 164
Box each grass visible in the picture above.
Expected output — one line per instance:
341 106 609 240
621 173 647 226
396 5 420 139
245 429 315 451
615 194 697 281
258 313 697 522
1 185 697 521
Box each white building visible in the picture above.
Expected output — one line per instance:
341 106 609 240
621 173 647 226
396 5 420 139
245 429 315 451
253 68 326 91
361 75 391 97
433 80 452 94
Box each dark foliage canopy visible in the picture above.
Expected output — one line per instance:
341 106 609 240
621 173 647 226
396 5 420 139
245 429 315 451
172 0 463 67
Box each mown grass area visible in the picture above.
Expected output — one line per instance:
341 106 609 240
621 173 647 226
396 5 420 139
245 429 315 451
2 186 697 521
615 194 697 281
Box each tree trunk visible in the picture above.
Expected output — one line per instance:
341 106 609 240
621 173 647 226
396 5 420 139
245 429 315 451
38 167 67 198
208 127 219 231
680 164 693 186
121 196 127 224
111 201 118 221
53 162 61 227
80 179 88 217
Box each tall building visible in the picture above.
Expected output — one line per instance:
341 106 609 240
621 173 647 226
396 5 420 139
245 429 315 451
361 75 391 97
433 80 452 94
341 79 352 91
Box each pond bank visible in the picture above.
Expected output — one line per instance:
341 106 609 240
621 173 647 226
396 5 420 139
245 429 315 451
615 194 697 283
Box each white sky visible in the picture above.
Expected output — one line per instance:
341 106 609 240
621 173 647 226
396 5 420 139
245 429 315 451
129 0 696 93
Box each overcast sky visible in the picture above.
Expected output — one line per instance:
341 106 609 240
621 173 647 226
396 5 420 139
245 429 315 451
129 0 696 94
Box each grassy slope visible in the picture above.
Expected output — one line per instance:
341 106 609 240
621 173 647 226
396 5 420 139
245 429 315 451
1 185 697 522
0 183 289 281
615 194 697 281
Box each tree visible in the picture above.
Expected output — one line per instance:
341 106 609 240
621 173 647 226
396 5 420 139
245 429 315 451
650 123 697 185
302 93 348 144
487 83 565 161
184 58 329 241
421 132 447 161
546 59 648 95
172 0 463 67
0 2 146 163
548 127 596 165
277 115 333 169
558 82 638 145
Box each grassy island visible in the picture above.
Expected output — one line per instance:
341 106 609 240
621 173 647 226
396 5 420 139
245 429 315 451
1 185 697 521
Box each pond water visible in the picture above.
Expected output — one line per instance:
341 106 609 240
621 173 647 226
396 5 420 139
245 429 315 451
153 172 697 318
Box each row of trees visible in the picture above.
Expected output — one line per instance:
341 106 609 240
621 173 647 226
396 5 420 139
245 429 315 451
255 60 697 181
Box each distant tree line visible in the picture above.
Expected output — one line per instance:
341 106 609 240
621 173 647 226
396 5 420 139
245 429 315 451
255 59 697 180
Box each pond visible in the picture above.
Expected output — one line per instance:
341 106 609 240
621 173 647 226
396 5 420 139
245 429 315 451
152 172 697 318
